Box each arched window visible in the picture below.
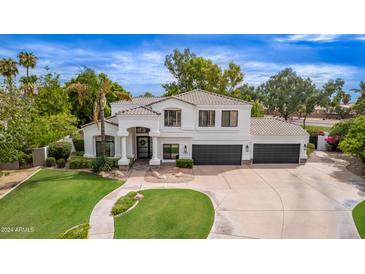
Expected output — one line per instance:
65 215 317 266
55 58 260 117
95 135 115 157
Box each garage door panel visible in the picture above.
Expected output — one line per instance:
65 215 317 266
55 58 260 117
253 144 300 164
192 145 242 165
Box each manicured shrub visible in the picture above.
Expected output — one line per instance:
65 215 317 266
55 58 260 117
111 191 138 216
57 224 90 239
90 156 112 173
307 143 315 156
176 159 193 168
46 157 56 167
56 158 66 168
48 142 72 160
19 153 33 167
73 139 84 152
69 157 91 169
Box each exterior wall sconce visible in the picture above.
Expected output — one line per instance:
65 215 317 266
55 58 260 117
245 145 249 152
184 145 188 154
303 144 307 151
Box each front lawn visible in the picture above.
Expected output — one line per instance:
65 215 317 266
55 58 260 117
353 200 365 239
114 189 214 239
0 169 121 239
302 125 332 133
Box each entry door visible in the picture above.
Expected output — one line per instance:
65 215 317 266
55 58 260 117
137 136 152 159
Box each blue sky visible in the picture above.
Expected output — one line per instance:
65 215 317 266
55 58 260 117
1 34 364 100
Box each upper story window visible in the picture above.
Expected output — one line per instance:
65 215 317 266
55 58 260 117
221 110 238 127
199 110 215 127
164 110 181 127
136 127 150 134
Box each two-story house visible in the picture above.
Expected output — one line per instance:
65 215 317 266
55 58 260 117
82 89 309 168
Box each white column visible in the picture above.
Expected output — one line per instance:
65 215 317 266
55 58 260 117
149 131 161 166
117 131 129 166
152 137 158 160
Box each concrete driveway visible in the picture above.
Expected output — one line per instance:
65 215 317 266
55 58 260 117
121 152 365 239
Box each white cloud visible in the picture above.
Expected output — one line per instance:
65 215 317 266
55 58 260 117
275 34 340 43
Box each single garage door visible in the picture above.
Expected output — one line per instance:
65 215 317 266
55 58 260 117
253 144 300 164
192 145 242 165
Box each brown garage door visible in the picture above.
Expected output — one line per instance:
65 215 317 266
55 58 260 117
192 145 242 165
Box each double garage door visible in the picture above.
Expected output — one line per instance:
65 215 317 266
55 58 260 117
192 145 242 165
192 143 301 165
253 144 300 164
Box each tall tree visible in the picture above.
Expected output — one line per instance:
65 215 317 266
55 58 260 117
321 78 345 118
0 58 18 92
257 68 309 120
298 81 320 128
67 71 130 156
163 48 244 96
18 51 38 78
352 81 365 115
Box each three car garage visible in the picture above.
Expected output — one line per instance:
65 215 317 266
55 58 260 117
252 143 301 164
192 144 242 165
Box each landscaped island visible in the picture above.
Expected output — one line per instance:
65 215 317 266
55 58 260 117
0 169 121 239
114 189 215 239
353 200 365 239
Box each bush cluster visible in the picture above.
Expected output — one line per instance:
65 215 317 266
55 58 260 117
176 159 193 168
69 157 91 169
111 191 138 216
48 142 72 160
46 157 56 167
57 158 66 168
90 156 113 173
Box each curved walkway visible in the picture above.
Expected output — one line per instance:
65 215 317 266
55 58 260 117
89 152 365 239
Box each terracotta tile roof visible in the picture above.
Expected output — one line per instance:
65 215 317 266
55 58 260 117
250 118 309 136
117 106 161 115
111 96 162 105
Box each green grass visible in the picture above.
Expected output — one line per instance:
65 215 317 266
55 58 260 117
114 189 214 239
58 223 90 239
353 200 365 239
302 125 332 133
0 169 121 239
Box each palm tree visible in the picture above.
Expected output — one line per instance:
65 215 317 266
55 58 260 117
18 51 37 78
20 75 38 95
0 58 19 92
67 74 131 156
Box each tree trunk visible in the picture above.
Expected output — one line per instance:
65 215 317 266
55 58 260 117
99 97 106 157
26 67 29 78
303 116 307 129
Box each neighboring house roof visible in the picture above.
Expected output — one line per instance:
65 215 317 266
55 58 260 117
111 89 251 107
250 118 309 136
117 106 161 115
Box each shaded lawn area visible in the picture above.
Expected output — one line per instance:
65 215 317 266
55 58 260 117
302 125 332 133
353 200 365 239
0 169 121 239
114 189 214 239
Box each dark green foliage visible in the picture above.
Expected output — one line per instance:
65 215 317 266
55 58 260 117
338 115 365 159
57 224 90 239
176 159 193 168
48 142 72 160
76 151 84 156
46 157 56 167
90 156 113 173
111 191 138 216
307 143 315 156
73 139 84 152
69 157 91 169
19 153 33 167
56 158 66 168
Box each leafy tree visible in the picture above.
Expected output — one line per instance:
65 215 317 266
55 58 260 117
0 91 36 163
235 83 260 101
36 72 71 115
0 58 18 92
18 51 37 78
67 71 130 156
163 48 244 96
353 81 365 115
257 68 310 120
321 79 346 118
66 68 130 125
141 91 154 97
339 115 365 160
251 100 265 117
29 113 78 147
